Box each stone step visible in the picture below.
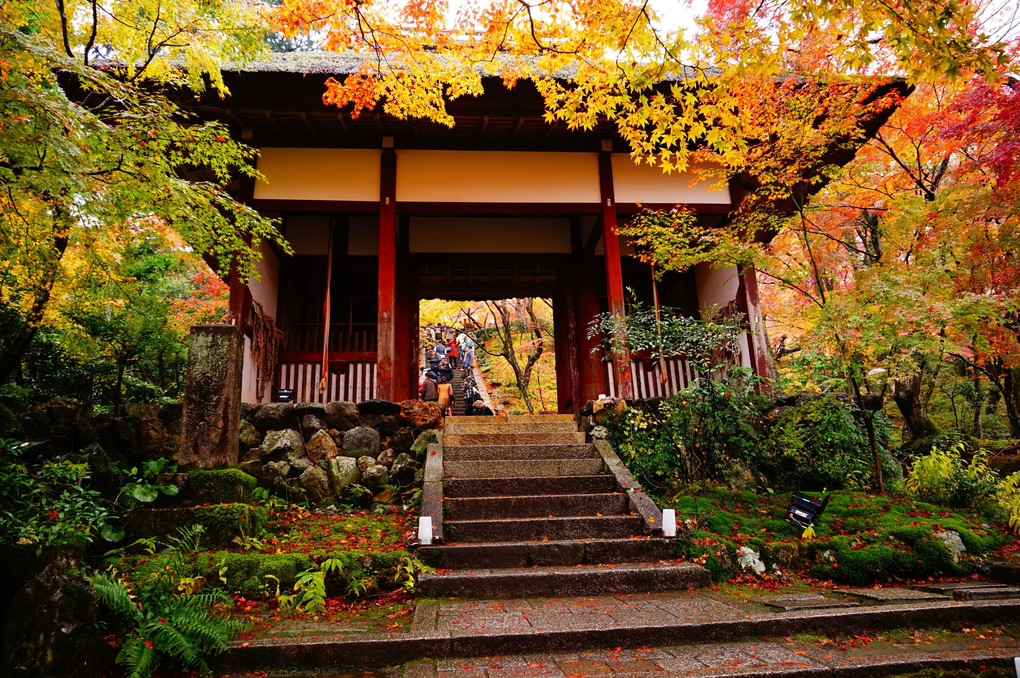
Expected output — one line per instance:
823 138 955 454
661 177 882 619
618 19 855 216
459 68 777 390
444 432 587 446
445 421 580 435
444 458 604 479
444 475 620 497
444 443 596 461
444 515 644 543
417 562 710 598
446 414 576 424
416 537 686 569
443 493 630 520
221 597 1020 673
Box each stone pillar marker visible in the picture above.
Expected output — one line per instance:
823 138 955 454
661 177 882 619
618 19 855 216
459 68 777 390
178 324 243 468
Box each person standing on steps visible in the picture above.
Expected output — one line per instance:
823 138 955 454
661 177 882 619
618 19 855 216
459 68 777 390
420 371 439 404
447 336 459 368
436 358 453 383
461 343 475 375
436 375 454 416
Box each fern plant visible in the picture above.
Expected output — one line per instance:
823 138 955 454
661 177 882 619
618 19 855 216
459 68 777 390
89 525 241 678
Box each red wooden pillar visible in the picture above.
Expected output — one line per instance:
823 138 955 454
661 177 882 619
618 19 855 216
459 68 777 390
552 282 573 413
574 258 605 403
393 217 415 401
376 140 397 400
598 145 634 399
736 265 773 393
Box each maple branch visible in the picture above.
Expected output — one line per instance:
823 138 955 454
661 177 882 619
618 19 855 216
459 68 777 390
83 0 99 66
53 0 75 59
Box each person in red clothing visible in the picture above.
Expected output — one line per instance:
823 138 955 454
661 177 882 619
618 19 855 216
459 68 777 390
447 337 459 368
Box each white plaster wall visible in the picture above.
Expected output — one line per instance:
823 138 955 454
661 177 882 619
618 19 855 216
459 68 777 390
409 217 571 253
254 148 381 201
694 262 740 309
396 151 600 203
612 157 730 205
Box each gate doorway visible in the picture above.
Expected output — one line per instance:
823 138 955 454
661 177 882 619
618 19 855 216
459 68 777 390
419 297 557 415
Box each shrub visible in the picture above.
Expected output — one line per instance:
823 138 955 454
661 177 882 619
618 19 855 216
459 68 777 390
761 396 894 491
606 369 768 492
905 443 1000 510
0 438 116 549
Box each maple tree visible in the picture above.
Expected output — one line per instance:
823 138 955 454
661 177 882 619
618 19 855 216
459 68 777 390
0 0 287 386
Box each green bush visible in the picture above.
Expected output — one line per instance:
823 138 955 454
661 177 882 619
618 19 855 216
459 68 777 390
905 443 1000 510
761 396 894 491
0 438 116 549
606 369 768 492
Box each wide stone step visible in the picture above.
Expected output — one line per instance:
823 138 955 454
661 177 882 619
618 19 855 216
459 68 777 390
444 475 619 497
416 537 686 569
444 444 596 461
445 421 580 435
417 562 710 597
444 493 629 520
444 458 604 479
444 515 644 543
444 432 587 446
446 414 575 424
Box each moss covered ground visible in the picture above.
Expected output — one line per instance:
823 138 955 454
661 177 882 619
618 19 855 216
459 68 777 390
667 487 1019 585
114 506 416 599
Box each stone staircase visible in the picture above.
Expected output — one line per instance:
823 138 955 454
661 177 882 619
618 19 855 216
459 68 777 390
448 368 468 416
416 415 709 597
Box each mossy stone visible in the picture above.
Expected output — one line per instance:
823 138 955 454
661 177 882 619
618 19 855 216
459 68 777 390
187 468 256 504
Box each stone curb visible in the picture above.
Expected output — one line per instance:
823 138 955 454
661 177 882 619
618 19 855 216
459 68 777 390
421 434 444 543
594 440 663 535
221 598 1020 671
402 652 1019 678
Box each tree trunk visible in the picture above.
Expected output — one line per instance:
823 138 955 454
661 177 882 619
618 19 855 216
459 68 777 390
892 376 939 440
972 368 983 438
848 373 884 494
1005 368 1020 438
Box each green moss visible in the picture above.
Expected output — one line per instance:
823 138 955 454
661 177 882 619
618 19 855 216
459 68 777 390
117 547 409 599
127 503 267 545
192 503 267 543
187 469 256 504
664 486 1019 585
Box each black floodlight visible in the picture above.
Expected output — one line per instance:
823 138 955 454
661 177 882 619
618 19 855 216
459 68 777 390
787 492 831 528
275 388 295 403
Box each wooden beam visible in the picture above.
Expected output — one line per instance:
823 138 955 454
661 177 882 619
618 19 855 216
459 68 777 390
598 149 634 399
299 112 316 134
376 145 398 400
481 115 490 135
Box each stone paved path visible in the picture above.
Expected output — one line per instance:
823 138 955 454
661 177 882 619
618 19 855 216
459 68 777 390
223 586 1020 676
409 632 1020 678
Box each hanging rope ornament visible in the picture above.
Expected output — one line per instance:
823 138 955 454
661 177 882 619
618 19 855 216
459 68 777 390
320 227 334 394
650 261 668 384
247 301 283 404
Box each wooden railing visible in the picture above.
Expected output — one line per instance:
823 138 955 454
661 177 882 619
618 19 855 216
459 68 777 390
277 360 377 403
604 357 698 400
